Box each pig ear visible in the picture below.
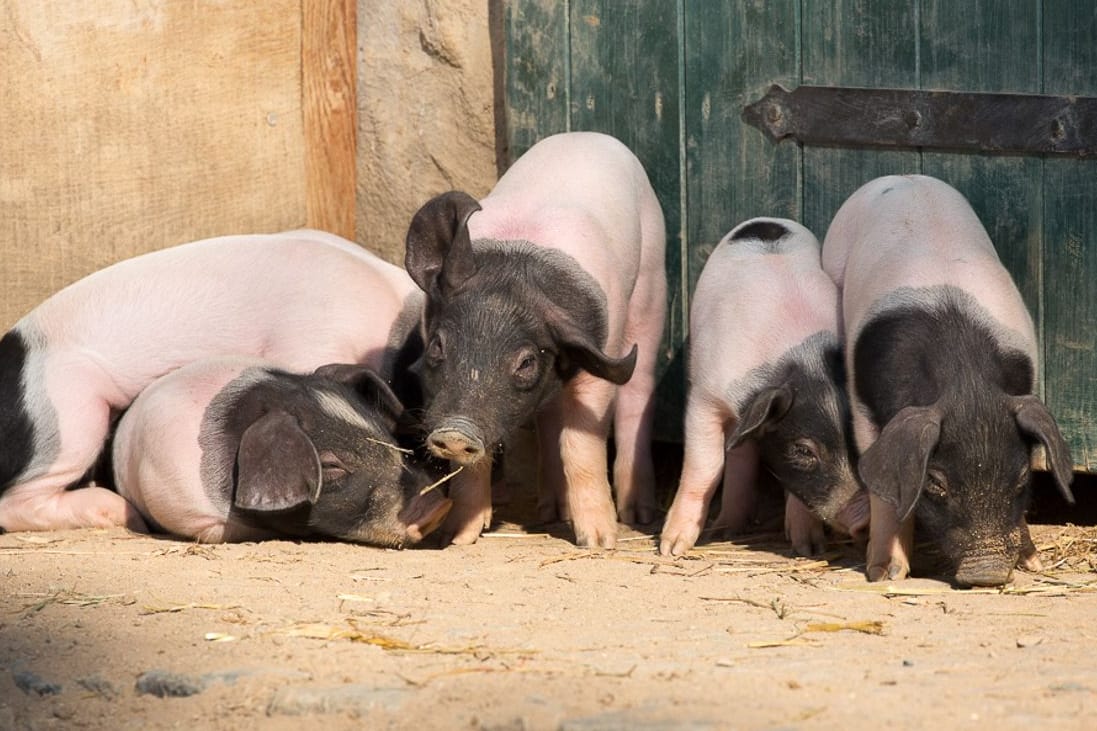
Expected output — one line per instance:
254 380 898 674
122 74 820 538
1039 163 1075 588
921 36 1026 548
1012 395 1075 504
858 405 941 522
725 386 794 450
556 337 638 385
313 363 405 426
234 411 322 512
405 191 482 296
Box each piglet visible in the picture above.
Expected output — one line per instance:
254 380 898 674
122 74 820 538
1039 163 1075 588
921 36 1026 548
404 131 667 547
0 229 423 533
660 218 866 557
112 357 450 546
822 174 1074 586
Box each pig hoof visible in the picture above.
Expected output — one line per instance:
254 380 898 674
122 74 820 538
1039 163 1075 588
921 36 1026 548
574 526 617 549
866 563 908 582
1018 553 1044 572
658 535 695 557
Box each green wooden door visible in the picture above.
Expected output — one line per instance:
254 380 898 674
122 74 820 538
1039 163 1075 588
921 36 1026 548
502 0 1097 473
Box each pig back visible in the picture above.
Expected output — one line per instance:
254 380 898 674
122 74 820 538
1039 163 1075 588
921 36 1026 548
823 175 1036 356
469 132 663 316
21 230 422 407
689 219 840 408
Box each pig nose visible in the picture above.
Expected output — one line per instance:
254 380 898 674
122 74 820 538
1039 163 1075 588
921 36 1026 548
955 563 1013 588
427 420 486 464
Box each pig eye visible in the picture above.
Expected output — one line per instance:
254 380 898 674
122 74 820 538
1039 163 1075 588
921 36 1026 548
788 440 820 470
924 471 948 499
512 348 542 389
320 452 349 482
427 333 445 364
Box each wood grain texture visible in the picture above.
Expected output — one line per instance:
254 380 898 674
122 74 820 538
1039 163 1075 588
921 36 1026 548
0 1 358 330
303 0 357 239
800 1 920 239
1042 6 1097 471
502 0 568 160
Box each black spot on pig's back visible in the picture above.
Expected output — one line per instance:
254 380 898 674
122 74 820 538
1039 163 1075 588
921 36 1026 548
0 330 34 491
853 292 1035 426
730 220 789 244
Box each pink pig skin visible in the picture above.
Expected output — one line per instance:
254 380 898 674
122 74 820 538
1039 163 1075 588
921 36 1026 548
412 132 667 548
660 218 862 557
0 229 422 533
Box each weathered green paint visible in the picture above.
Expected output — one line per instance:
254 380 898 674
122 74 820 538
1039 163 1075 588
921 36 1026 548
502 0 1097 471
800 1 920 239
1042 6 1097 471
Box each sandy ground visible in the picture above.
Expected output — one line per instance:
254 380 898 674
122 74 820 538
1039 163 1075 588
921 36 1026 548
2 470 1096 731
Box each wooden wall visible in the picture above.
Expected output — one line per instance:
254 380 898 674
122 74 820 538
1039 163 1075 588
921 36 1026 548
0 0 355 329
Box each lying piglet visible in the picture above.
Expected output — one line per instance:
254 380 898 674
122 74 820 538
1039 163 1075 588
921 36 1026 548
0 229 422 533
112 357 451 546
660 218 866 557
404 131 667 547
822 174 1074 586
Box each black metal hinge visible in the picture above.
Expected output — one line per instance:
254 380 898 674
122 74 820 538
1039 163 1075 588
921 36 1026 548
743 85 1097 157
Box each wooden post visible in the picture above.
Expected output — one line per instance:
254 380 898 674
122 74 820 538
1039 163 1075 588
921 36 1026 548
302 0 357 240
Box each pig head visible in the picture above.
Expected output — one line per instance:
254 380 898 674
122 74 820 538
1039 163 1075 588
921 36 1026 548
113 358 451 547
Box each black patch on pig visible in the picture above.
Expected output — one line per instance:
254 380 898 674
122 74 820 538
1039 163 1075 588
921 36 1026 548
727 333 857 523
853 287 1046 581
0 330 34 492
729 220 790 243
199 366 431 547
855 294 1034 423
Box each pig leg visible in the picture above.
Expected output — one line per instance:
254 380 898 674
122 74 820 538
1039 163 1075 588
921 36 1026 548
866 494 914 581
784 494 827 557
0 386 147 532
535 399 568 523
711 439 761 536
1017 517 1043 572
660 402 728 555
438 457 493 545
559 374 618 548
612 271 665 527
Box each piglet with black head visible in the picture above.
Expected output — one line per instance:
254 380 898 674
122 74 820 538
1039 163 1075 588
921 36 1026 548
822 175 1075 586
660 218 866 558
113 357 451 547
404 131 667 548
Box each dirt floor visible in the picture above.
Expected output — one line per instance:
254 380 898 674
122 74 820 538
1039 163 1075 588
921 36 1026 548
2 469 1096 731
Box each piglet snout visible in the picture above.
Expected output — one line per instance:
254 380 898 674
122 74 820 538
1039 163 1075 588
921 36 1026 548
400 489 454 544
427 418 487 464
832 489 870 541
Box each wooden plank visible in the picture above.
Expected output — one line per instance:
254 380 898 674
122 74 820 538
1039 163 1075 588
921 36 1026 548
800 1 920 239
302 0 357 239
0 1 308 329
1042 5 1097 471
502 0 569 162
919 0 1044 395
568 0 684 439
683 0 801 283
